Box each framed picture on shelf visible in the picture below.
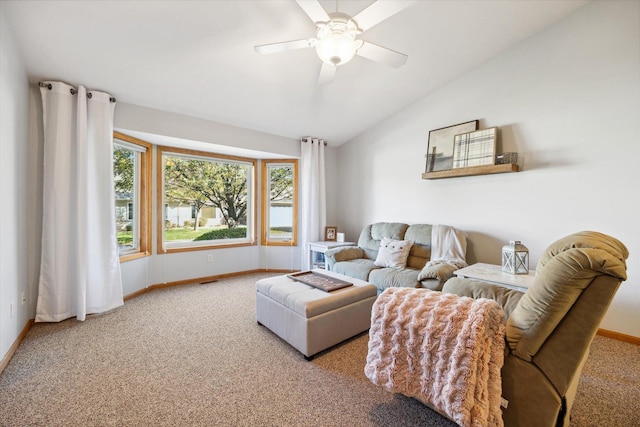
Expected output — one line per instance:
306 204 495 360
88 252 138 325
324 226 337 241
452 127 497 169
425 120 479 172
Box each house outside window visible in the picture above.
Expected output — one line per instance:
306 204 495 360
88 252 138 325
113 132 151 261
158 146 256 253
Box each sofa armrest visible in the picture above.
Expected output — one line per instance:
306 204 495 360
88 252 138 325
442 277 525 318
324 246 364 270
417 263 458 282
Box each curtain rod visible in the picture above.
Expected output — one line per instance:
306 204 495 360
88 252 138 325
301 137 327 146
38 81 116 103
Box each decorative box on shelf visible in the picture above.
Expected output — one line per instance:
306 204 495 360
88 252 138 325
496 152 518 165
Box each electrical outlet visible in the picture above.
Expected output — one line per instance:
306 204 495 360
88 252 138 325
207 254 213 263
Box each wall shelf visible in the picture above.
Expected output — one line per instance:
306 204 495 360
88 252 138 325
422 163 519 180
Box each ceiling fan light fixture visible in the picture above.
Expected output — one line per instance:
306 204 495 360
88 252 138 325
315 32 362 66
314 14 363 66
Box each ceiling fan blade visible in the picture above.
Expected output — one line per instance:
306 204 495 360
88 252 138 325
295 0 330 24
255 39 314 54
352 0 417 31
357 41 408 68
317 62 336 85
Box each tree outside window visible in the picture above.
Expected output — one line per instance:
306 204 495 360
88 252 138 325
261 160 298 246
158 147 256 252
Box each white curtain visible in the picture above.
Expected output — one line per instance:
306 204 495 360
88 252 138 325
36 81 123 322
299 137 326 270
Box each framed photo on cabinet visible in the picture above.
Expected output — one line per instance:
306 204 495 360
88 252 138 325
324 226 337 241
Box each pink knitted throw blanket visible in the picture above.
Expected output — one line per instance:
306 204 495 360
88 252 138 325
365 288 506 427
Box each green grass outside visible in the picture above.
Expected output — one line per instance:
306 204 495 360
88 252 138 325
117 226 291 244
117 227 216 245
165 227 216 241
117 232 133 245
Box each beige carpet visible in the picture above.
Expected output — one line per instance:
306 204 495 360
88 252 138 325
0 272 638 426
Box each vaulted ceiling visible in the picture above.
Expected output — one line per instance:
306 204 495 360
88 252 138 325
2 0 588 146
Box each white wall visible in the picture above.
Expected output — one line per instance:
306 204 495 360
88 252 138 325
115 103 302 159
336 1 640 337
0 7 34 360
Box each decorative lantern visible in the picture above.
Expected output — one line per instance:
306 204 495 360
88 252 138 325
502 240 529 274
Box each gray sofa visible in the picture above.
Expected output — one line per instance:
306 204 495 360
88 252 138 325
325 222 465 294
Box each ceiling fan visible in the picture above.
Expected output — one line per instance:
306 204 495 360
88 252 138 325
255 0 416 84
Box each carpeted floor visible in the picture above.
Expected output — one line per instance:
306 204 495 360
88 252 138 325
0 272 638 426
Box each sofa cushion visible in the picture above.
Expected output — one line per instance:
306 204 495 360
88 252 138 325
374 238 413 268
404 224 432 269
334 258 379 281
369 268 420 292
358 222 409 260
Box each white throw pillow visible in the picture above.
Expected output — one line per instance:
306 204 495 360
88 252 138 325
374 238 413 269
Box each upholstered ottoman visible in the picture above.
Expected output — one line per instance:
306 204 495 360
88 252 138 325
256 270 377 360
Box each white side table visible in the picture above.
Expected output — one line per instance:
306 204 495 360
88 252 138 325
307 241 355 269
454 262 536 292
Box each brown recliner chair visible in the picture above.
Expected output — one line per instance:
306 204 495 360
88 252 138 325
442 231 628 427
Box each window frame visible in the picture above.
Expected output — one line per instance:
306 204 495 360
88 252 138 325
157 146 257 254
261 159 298 246
113 131 152 262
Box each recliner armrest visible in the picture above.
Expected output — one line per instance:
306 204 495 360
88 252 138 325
442 277 525 318
324 246 364 270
